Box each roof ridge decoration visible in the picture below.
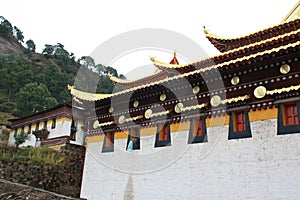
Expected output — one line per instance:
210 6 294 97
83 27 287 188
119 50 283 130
282 1 300 22
204 17 299 41
68 85 112 101
150 56 187 68
108 57 176 85
152 29 300 69
169 51 179 65
108 74 135 84
69 40 300 101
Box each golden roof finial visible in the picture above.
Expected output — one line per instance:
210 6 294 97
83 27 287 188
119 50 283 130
174 50 176 58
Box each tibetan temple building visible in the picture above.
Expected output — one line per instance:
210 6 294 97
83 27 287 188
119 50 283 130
69 2 300 199
8 103 85 148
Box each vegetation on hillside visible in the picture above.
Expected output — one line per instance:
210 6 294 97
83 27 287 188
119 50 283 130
0 16 125 121
0 146 64 165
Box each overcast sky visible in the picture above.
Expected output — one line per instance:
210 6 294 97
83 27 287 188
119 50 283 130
1 0 298 77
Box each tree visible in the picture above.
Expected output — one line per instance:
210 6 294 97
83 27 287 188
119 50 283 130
119 74 126 79
13 26 24 43
42 44 55 58
26 39 36 52
14 130 29 148
80 56 95 68
15 82 58 116
0 17 13 37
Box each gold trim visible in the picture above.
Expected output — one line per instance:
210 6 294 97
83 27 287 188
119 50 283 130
151 110 170 118
254 86 267 99
266 84 300 95
118 115 126 124
69 41 300 101
97 121 114 127
93 120 99 129
193 86 200 94
68 85 112 101
231 76 240 85
133 100 139 108
204 18 299 40
181 103 207 112
108 74 134 83
153 29 300 69
210 95 222 107
280 64 291 74
160 94 167 101
221 95 250 104
124 115 143 123
174 103 184 113
145 109 152 119
282 1 300 22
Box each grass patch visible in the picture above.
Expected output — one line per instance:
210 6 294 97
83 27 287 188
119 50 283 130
0 146 64 165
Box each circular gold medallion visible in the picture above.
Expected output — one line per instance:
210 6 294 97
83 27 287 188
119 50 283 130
144 109 152 119
193 86 200 94
231 76 240 85
174 103 184 113
210 95 222 107
280 64 290 74
254 86 267 99
133 100 139 108
108 107 113 113
93 120 99 129
118 115 126 124
160 94 166 101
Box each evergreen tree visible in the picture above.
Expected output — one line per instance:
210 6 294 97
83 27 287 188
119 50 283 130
26 39 36 52
15 82 58 116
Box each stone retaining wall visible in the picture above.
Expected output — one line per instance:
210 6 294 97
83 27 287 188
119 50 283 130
0 144 85 198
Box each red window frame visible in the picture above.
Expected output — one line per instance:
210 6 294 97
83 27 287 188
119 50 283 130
159 124 169 141
105 132 113 147
192 118 203 136
234 111 246 132
284 103 298 126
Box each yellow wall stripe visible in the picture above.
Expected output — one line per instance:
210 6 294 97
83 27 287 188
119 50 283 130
87 107 278 144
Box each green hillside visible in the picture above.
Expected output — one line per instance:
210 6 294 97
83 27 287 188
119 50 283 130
0 16 124 124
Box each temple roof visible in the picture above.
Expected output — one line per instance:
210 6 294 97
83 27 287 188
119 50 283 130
169 51 179 65
204 18 300 52
282 1 300 22
69 4 300 103
153 28 300 70
69 39 300 101
108 51 179 90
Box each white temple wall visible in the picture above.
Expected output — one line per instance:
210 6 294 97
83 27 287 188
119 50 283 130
81 118 300 199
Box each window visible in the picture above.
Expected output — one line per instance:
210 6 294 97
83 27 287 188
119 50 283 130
70 131 76 141
154 123 171 147
188 117 208 144
35 122 40 132
278 102 300 135
234 111 246 132
102 132 114 153
27 125 32 134
284 103 298 126
228 110 252 140
70 119 77 141
51 118 56 129
126 127 140 151
43 120 47 129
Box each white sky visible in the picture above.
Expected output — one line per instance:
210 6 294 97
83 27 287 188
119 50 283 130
1 0 298 78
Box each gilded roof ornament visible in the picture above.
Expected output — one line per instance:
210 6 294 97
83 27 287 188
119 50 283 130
254 86 267 99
